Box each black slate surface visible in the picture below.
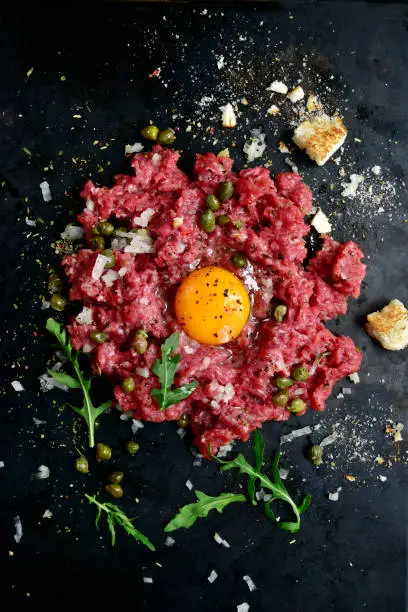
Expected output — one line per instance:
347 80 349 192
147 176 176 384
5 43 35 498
0 3 407 611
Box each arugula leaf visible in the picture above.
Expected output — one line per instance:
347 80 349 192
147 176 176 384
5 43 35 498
46 318 111 448
216 441 310 534
247 429 264 505
164 490 246 532
150 332 198 410
85 494 155 550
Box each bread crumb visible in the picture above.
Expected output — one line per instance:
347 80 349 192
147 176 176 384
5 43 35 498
287 86 305 103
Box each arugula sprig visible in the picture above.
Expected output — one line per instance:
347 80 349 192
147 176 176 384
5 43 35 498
85 494 155 550
46 318 111 448
215 431 311 533
165 432 311 535
150 332 198 410
164 491 246 532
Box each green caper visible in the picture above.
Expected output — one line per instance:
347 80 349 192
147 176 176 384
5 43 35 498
308 444 323 466
48 271 63 294
272 390 289 406
216 214 231 227
91 226 101 236
231 253 247 268
177 414 189 429
126 440 140 455
97 220 115 237
101 249 116 269
107 471 124 484
217 180 234 202
105 483 123 499
200 209 215 233
122 377 135 393
288 398 307 414
90 236 105 250
141 125 159 141
96 443 112 461
157 128 176 146
292 367 309 382
132 329 148 354
50 294 67 312
90 330 106 344
130 228 148 235
74 455 89 474
231 219 244 229
273 304 288 323
275 376 294 390
205 194 220 212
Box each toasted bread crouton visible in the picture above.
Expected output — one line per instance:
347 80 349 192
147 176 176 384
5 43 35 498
293 114 347 166
366 299 408 351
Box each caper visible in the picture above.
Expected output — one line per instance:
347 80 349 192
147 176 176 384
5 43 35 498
231 219 244 229
272 390 289 406
205 194 220 212
126 440 140 455
200 209 215 233
177 414 189 429
101 249 116 269
157 128 176 146
217 180 234 202
273 304 288 323
91 226 101 236
96 443 112 461
90 236 105 250
231 253 247 268
132 330 148 354
308 444 323 466
48 271 63 294
107 471 124 484
75 455 89 474
141 125 159 141
288 398 307 414
97 220 115 237
105 483 123 499
216 214 231 227
50 294 67 312
275 376 294 390
122 377 135 393
292 367 309 382
90 330 106 344
130 228 148 235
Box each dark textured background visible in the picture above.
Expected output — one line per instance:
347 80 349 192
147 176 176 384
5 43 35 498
0 2 407 611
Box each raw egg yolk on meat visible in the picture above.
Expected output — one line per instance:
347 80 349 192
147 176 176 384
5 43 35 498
175 266 250 345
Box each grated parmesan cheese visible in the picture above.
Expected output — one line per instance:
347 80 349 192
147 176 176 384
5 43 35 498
92 254 110 280
341 174 364 198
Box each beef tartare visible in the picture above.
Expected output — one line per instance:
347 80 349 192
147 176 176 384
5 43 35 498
63 146 366 456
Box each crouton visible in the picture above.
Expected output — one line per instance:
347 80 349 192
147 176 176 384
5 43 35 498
292 114 347 166
366 299 408 351
311 208 332 234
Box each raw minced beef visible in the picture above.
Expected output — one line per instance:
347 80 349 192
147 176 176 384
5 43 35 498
63 146 366 456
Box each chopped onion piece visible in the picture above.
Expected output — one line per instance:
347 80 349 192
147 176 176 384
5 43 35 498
13 516 23 543
185 479 193 491
34 465 50 480
0 461 5 468
164 535 176 547
320 433 338 448
208 570 218 583
124 233 155 255
243 129 267 163
243 575 257 592
42 509 53 519
328 487 342 501
125 143 144 155
280 426 313 444
33 417 46 426
131 419 144 434
349 372 360 384
133 208 155 228
135 367 149 378
11 380 24 392
143 577 153 584
102 270 120 287
61 225 85 241
40 181 52 202
342 387 352 395
92 254 110 280
177 428 186 439
25 217 37 227
237 604 250 612
75 307 93 325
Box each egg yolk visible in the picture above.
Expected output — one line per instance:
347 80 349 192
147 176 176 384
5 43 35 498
174 266 250 345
